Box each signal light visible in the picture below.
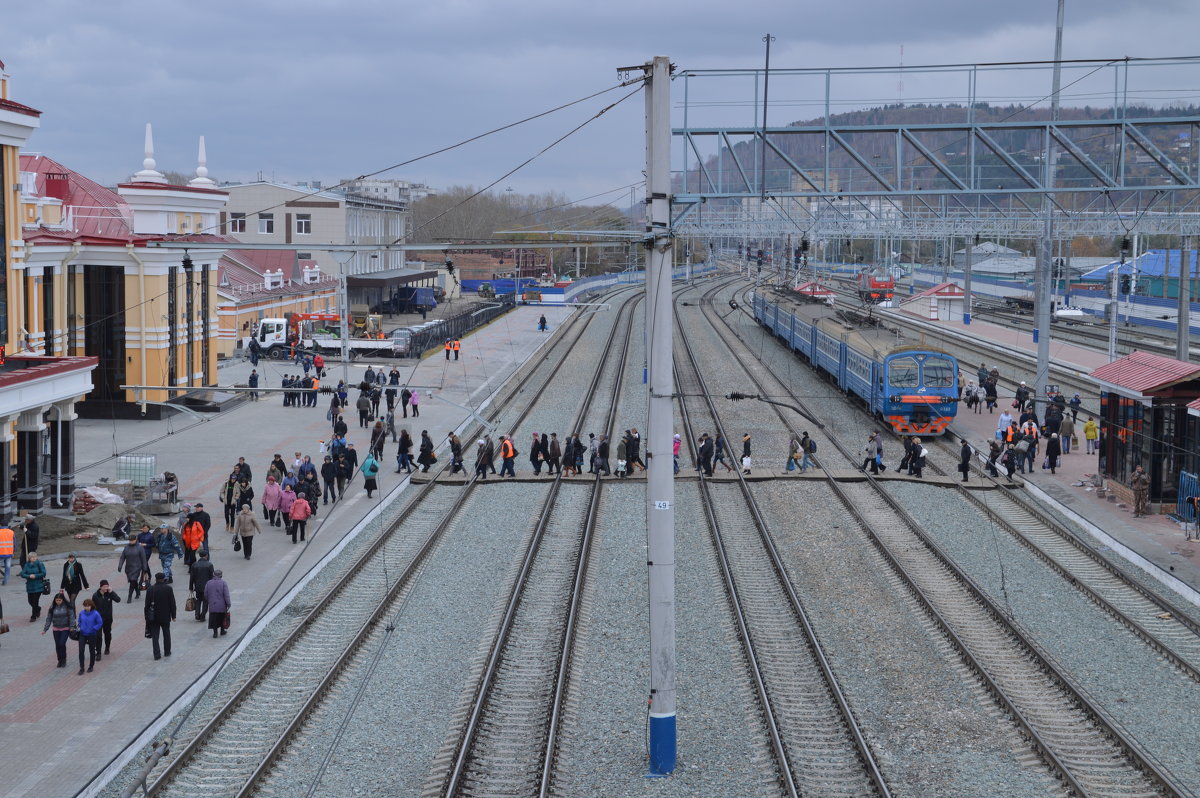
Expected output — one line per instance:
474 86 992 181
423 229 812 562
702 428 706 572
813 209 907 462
0 344 5 365
1119 274 1132 294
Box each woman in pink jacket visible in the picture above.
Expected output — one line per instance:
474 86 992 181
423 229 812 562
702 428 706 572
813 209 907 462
262 476 283 528
278 485 297 539
288 492 313 544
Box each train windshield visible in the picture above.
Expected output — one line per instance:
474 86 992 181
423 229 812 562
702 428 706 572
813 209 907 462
922 356 956 388
888 356 920 388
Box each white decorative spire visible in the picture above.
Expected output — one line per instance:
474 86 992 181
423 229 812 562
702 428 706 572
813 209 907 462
189 135 216 188
131 122 167 183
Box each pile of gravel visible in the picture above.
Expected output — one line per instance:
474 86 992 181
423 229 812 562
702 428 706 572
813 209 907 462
37 503 165 542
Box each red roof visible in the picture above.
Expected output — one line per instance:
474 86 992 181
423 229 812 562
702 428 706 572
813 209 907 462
907 281 966 299
1091 350 1200 394
0 97 41 117
0 355 98 390
794 281 836 298
20 153 133 242
219 249 335 300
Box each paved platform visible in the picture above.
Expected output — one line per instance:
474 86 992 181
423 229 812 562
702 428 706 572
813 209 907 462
951 395 1200 604
0 305 572 797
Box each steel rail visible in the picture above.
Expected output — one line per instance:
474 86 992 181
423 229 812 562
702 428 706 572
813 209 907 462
135 287 620 797
538 291 638 796
761 270 1200 686
710 278 1186 797
671 276 890 796
439 290 640 796
753 275 1200 679
919 437 1200 685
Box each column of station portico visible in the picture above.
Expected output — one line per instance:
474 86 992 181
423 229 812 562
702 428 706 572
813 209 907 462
0 398 80 520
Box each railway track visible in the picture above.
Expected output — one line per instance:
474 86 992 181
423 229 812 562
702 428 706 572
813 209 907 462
917 437 1200 684
424 291 638 797
699 275 1186 797
742 275 1200 691
122 288 641 798
673 279 889 797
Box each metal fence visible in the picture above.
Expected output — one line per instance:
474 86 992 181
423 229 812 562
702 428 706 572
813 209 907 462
406 293 518 357
1178 470 1199 522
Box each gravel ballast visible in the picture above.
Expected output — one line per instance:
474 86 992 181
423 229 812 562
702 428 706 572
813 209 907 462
887 479 1200 791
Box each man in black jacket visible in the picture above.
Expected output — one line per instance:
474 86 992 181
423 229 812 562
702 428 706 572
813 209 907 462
596 435 611 476
188 551 215 622
698 433 715 476
145 573 177 660
91 579 122 658
234 457 252 483
188 502 213 553
320 455 339 504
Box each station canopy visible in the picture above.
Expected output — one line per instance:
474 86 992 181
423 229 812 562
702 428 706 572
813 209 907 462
346 267 438 288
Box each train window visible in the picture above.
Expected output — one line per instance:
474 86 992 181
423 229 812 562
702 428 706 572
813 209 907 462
922 356 956 388
888 356 920 387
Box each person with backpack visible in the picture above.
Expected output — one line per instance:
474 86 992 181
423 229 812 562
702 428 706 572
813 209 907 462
798 432 815 473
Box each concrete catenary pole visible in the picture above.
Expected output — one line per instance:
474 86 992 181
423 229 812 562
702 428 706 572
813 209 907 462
963 234 974 324
1177 239 1190 360
1035 0 1065 400
643 54 677 776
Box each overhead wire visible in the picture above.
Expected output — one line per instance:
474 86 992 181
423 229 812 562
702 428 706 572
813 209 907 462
398 83 647 245
145 78 644 245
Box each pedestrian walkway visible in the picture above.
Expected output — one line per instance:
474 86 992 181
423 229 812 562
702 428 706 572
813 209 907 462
0 304 571 797
951 393 1200 604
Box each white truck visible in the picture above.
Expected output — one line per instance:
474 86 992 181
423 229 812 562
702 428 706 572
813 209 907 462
254 314 402 359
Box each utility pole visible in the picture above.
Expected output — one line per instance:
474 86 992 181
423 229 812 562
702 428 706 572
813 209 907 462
964 234 975 324
1035 0 1065 399
332 250 356 387
1108 237 1128 361
641 54 676 777
760 34 774 200
1177 239 1190 360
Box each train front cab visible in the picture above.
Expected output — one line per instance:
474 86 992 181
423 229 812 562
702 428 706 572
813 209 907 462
881 351 959 436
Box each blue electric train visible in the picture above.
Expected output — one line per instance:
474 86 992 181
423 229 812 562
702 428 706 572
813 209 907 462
753 289 960 436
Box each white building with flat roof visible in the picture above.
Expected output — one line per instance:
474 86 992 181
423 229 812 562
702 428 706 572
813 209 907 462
219 181 408 275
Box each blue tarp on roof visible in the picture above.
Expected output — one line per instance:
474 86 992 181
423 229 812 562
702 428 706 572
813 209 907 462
1079 249 1200 280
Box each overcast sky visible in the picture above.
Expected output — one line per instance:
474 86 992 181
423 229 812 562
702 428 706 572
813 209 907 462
4 0 1198 209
